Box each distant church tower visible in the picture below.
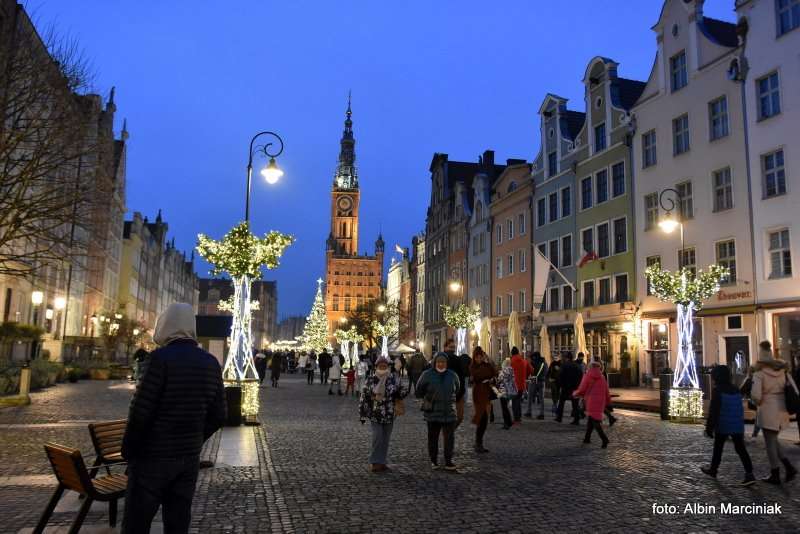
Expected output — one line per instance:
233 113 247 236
324 95 384 337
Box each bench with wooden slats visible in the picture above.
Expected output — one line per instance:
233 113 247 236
35 442 126 534
88 419 126 476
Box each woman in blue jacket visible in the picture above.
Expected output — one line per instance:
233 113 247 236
701 365 756 486
416 353 460 471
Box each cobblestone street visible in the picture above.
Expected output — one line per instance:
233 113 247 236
2 377 800 533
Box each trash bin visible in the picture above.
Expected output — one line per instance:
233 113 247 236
225 385 242 426
659 373 673 420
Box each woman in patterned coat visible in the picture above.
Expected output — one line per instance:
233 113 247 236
358 356 407 472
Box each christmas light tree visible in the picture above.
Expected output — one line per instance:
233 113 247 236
302 278 329 354
442 304 482 356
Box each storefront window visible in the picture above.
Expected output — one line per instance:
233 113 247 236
585 328 610 362
649 322 669 375
773 312 800 373
549 328 574 358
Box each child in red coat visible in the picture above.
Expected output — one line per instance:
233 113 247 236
573 359 611 448
344 367 357 397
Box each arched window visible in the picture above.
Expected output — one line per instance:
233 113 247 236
507 181 518 193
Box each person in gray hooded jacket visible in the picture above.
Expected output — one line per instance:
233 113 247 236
416 352 460 471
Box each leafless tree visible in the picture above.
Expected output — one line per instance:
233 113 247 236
0 14 109 279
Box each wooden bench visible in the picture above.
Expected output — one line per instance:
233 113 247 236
35 443 127 534
88 419 126 477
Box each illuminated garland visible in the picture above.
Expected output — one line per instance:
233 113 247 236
441 304 482 329
218 297 260 313
644 264 728 309
197 221 293 279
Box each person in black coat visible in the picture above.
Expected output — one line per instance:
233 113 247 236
318 349 331 384
122 303 225 534
444 339 467 427
555 352 582 424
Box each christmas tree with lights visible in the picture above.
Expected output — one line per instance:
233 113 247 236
302 279 329 353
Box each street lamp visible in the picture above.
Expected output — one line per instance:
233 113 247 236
377 304 386 313
31 291 44 325
245 131 284 222
657 188 685 251
449 280 464 303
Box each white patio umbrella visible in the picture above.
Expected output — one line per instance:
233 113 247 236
539 324 551 362
479 317 491 351
574 312 588 357
508 311 521 353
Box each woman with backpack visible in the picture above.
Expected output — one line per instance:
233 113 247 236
701 365 756 486
752 341 799 484
572 358 611 448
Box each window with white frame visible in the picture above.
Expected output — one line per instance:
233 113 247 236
596 169 608 204
716 239 737 285
613 217 627 254
777 0 800 35
537 198 546 227
679 247 697 277
645 193 658 231
726 314 743 331
768 229 792 279
713 167 733 211
496 296 502 315
562 235 572 267
597 222 610 258
594 123 606 152
582 228 594 254
677 181 693 220
709 96 729 141
496 257 503 279
615 273 629 302
519 249 527 272
642 130 657 168
583 280 595 307
612 162 625 197
646 255 660 296
496 224 502 243
562 286 573 310
548 151 558 176
508 254 514 275
549 240 559 268
507 293 514 315
598 277 611 305
479 233 485 253
518 213 526 235
549 192 558 222
549 286 560 312
537 243 547 259
581 177 593 210
561 186 571 217
507 219 514 240
757 72 781 120
762 149 786 198
673 114 690 155
519 290 526 312
670 50 687 92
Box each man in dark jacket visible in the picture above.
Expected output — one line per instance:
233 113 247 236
407 352 428 393
318 349 331 384
122 303 226 534
555 352 582 424
444 339 467 426
701 365 756 486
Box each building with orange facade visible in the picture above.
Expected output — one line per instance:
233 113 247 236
324 98 384 335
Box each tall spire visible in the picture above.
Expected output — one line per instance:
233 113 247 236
333 91 358 189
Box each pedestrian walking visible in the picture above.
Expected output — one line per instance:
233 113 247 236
572 358 610 448
305 353 316 385
329 352 343 395
407 351 427 394
555 352 582 424
359 356 407 472
510 347 532 425
497 358 517 430
121 303 226 534
525 352 548 420
269 352 282 387
357 356 369 393
443 339 468 427
700 365 756 486
740 366 761 438
751 341 799 484
548 354 562 416
319 349 331 384
416 353 460 471
255 350 267 385
469 347 496 453
344 366 357 396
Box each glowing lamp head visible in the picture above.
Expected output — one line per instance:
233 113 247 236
54 297 66 310
31 291 44 305
449 281 462 293
260 157 283 184
339 317 348 324
658 215 679 234
377 304 386 313
133 328 141 336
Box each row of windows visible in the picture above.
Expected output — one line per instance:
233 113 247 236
495 290 528 316
495 249 528 279
330 271 377 277
578 217 628 258
495 213 527 244
536 235 573 270
581 274 629 308
537 186 571 227
580 161 626 211
329 280 379 287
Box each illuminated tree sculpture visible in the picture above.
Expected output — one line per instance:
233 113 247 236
335 326 363 368
197 221 293 386
442 303 482 356
302 279 329 354
645 263 728 419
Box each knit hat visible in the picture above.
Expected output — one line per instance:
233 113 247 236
433 352 448 365
375 355 391 366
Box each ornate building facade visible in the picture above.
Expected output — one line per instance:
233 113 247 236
324 98 384 334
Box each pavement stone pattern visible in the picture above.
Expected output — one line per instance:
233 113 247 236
2 377 800 532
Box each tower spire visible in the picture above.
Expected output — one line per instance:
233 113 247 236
333 92 358 189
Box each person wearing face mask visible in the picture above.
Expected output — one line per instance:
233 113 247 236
469 347 496 453
416 352 460 471
359 356 407 472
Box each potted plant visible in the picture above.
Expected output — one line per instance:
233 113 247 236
67 368 81 383
88 361 111 380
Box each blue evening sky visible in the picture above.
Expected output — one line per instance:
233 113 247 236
30 0 733 318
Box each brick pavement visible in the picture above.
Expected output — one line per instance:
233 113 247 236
2 377 800 532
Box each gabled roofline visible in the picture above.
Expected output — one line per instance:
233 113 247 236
537 93 568 115
582 56 618 83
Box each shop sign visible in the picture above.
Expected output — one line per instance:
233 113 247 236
717 289 752 301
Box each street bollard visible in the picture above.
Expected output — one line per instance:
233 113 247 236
19 366 32 401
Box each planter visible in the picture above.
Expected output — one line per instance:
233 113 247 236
607 372 621 388
88 368 111 380
620 368 632 387
47 372 58 386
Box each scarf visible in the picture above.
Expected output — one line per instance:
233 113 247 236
373 369 390 401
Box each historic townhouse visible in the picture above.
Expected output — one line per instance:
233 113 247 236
489 162 532 360
632 0 754 381
531 95 583 357
410 234 426 354
735 0 800 368
574 57 645 381
467 156 494 322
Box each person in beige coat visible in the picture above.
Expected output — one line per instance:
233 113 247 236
751 341 798 484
